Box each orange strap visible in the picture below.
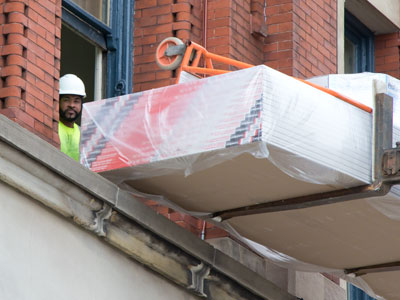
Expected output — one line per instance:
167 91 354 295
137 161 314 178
179 41 373 114
296 78 373 113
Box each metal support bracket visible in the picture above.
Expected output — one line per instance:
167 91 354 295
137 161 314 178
382 145 400 180
188 262 210 297
212 93 395 220
91 204 113 237
165 44 187 57
345 261 400 277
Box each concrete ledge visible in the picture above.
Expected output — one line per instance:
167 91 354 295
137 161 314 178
0 115 297 300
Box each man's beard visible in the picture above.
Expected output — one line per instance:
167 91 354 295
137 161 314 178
60 108 81 123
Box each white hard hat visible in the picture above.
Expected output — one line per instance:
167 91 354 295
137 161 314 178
59 74 86 98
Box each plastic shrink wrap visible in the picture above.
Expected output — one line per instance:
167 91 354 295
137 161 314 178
80 66 400 300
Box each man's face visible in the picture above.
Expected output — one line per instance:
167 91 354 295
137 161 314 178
59 94 82 123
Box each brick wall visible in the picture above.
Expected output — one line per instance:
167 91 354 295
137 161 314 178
133 0 266 91
0 0 61 147
134 0 337 93
143 199 229 239
265 0 337 77
375 32 400 78
293 0 337 77
133 0 202 92
264 0 293 74
207 0 265 69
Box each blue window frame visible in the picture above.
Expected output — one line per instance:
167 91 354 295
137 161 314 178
344 10 374 73
348 283 376 300
62 0 134 98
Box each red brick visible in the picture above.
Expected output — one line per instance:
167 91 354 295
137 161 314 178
27 19 47 38
175 221 198 235
0 107 18 120
208 0 232 10
375 56 385 66
375 47 398 57
385 38 400 48
135 0 157 9
7 12 29 26
26 104 44 122
142 5 171 17
157 205 171 215
156 70 172 80
4 2 25 14
37 14 55 33
4 97 20 108
207 36 230 47
134 46 143 56
26 61 45 80
140 78 173 90
267 12 292 25
34 119 52 139
204 226 229 239
2 44 24 56
35 79 54 96
172 3 191 13
53 130 60 147
143 23 172 35
168 211 185 222
135 54 157 64
1 65 23 77
175 11 191 22
5 75 26 89
17 110 35 128
158 0 174 4
376 62 399 73
137 16 157 27
3 23 25 35
26 28 38 43
172 21 191 31
383 54 398 64
183 214 201 228
26 82 44 101
36 36 55 55
35 56 55 76
26 6 39 22
6 33 28 48
136 62 160 73
135 35 157 46
157 14 173 24
0 86 21 98
43 94 54 107
133 72 156 83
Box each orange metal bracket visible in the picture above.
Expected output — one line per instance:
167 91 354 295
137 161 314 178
156 38 373 114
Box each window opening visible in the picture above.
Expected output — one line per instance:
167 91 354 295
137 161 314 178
70 0 110 25
61 0 134 100
344 10 374 73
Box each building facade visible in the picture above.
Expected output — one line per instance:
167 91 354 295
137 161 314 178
1 0 399 299
1 0 399 145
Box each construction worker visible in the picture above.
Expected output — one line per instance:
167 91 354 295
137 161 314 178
58 74 86 162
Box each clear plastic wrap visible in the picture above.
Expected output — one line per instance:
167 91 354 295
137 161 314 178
81 65 372 186
309 72 400 147
308 72 400 221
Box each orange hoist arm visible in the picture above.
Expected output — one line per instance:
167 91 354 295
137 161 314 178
155 37 372 114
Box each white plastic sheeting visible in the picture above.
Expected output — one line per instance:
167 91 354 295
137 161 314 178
81 66 372 187
309 72 400 222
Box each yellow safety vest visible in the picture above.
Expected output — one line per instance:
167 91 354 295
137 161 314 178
58 121 80 162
